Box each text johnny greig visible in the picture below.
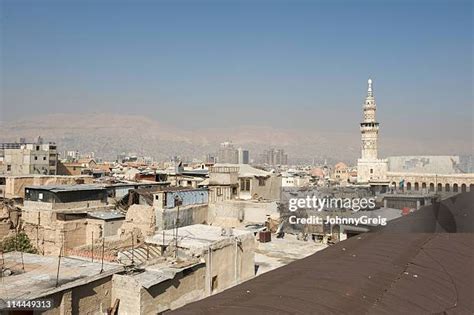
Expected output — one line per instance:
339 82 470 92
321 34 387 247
287 196 387 226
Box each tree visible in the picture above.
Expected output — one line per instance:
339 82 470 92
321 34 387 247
0 232 38 254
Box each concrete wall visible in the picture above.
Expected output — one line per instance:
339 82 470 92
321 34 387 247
239 176 281 201
208 200 279 227
120 204 156 238
204 234 255 295
357 158 388 183
24 199 106 211
111 265 207 314
208 186 236 204
164 189 208 209
85 218 124 243
41 275 114 315
156 205 208 231
22 207 89 255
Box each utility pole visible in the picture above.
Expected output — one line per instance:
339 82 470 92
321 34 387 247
91 231 94 262
100 237 105 274
174 195 182 259
55 234 64 287
131 231 134 265
36 212 40 252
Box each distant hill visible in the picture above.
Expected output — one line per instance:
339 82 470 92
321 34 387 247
0 113 469 164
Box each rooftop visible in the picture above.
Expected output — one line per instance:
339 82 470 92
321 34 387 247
25 184 106 192
170 191 474 314
88 210 125 220
146 224 253 252
214 163 271 177
0 252 123 299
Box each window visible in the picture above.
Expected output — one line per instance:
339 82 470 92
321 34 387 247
240 178 250 191
34 156 38 160
36 146 40 150
211 276 218 292
7 165 11 171
258 178 266 186
43 156 46 161
370 169 373 174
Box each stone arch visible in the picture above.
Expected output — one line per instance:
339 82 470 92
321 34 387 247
461 184 467 192
391 181 396 187
414 182 419 191
470 184 474 192
445 183 450 192
437 183 443 192
429 183 435 192
422 182 427 190
406 182 412 191
453 183 458 192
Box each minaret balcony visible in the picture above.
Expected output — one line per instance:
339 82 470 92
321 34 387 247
360 122 379 128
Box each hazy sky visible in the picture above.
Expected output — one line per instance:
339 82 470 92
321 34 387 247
1 0 472 141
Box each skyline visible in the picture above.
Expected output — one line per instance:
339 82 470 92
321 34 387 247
1 0 472 148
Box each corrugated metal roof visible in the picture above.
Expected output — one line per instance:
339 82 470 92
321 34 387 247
25 184 105 192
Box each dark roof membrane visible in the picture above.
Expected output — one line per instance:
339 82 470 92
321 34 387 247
170 191 474 314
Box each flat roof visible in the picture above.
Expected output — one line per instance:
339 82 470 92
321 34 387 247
146 224 253 251
87 210 125 220
1 174 92 179
135 186 208 194
25 184 106 192
0 252 123 300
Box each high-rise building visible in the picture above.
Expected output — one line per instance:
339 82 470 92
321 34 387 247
262 148 288 165
217 142 238 164
357 78 388 183
237 148 250 164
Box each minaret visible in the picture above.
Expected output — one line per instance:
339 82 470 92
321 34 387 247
360 78 379 160
357 78 388 184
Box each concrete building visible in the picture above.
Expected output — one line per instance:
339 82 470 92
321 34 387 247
147 224 255 290
21 184 115 255
111 224 256 314
281 170 311 187
237 164 281 200
0 252 123 314
237 147 250 164
203 165 240 203
261 148 288 166
111 260 207 314
332 162 350 184
1 139 58 176
0 174 94 199
119 186 209 237
217 141 238 164
357 79 388 184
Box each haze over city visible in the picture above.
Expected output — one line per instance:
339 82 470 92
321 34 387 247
1 0 472 160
